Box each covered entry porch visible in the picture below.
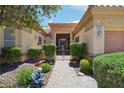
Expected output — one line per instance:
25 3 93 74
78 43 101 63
48 23 77 55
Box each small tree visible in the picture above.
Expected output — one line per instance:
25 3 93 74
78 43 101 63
0 5 61 30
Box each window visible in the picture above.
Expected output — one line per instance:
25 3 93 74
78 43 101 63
4 28 15 47
75 36 79 42
37 36 42 45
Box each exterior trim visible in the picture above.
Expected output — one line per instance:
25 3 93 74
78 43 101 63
72 6 94 36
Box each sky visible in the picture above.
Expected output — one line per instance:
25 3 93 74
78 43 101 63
41 5 88 27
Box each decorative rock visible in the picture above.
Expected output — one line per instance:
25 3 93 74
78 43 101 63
30 68 44 88
78 72 85 76
35 60 45 66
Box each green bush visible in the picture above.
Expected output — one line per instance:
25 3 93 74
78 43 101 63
1 46 13 57
17 68 33 87
28 48 42 59
0 83 7 88
70 43 87 59
84 55 94 75
80 59 90 74
5 47 22 63
41 63 51 73
42 44 56 57
93 52 124 88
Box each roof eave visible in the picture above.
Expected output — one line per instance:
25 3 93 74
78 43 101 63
72 5 94 36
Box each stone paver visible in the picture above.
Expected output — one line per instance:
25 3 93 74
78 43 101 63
46 56 97 88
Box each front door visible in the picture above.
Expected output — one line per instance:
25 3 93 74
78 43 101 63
58 39 68 55
56 34 70 55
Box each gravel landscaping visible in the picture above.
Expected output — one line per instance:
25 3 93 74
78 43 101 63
0 60 54 88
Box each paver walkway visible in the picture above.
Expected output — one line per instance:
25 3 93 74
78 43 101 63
46 56 97 88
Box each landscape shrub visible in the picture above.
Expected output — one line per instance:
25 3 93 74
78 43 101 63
28 48 42 59
1 46 13 57
84 55 94 75
0 83 7 88
93 52 124 88
41 63 51 73
5 47 22 63
42 44 56 57
17 68 33 87
70 43 87 59
80 59 90 74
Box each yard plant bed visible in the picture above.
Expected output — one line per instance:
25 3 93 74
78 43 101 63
42 64 54 88
0 59 55 88
69 58 93 76
69 62 80 76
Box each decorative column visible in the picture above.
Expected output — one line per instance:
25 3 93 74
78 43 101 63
93 20 104 55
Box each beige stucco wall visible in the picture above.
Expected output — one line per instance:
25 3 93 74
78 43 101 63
21 30 32 53
92 6 124 54
31 30 43 48
74 28 84 43
0 27 44 54
73 18 94 55
93 26 104 55
74 28 94 55
15 29 22 47
21 30 43 53
74 27 104 55
92 6 124 31
44 36 51 44
51 28 72 44
85 28 94 54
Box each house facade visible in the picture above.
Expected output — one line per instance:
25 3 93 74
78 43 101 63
72 5 124 56
48 23 77 55
0 27 45 54
0 5 124 56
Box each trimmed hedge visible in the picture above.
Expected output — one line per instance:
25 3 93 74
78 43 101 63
28 48 42 59
93 52 124 88
70 43 87 59
42 44 56 57
4 47 22 63
1 46 13 57
80 59 90 74
41 63 51 73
